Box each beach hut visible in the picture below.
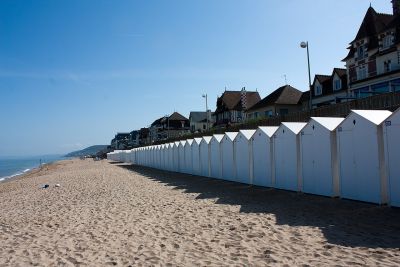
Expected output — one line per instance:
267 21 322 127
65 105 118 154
199 136 212 177
166 143 174 171
191 138 202 175
160 144 167 170
252 126 278 187
338 110 392 204
384 108 400 207
234 130 256 184
172 141 180 172
274 122 307 192
178 141 186 173
183 139 194 174
210 134 224 179
301 117 344 197
221 132 239 182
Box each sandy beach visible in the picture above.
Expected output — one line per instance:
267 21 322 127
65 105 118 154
0 159 400 266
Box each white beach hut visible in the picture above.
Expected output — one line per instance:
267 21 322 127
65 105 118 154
274 122 307 192
199 136 213 177
221 132 239 182
234 130 256 184
252 126 279 187
129 149 136 164
210 134 224 179
183 139 194 174
166 143 174 171
160 144 167 170
172 141 180 172
384 108 400 207
178 141 186 173
301 117 344 197
191 138 202 175
338 110 392 204
154 145 161 169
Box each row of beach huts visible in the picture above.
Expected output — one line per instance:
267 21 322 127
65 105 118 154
108 109 400 207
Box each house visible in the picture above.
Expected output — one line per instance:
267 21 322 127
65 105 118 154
128 130 140 148
311 68 349 108
110 132 130 150
149 116 165 143
138 128 150 146
158 112 190 140
342 2 400 98
189 111 214 133
245 85 303 119
214 88 261 126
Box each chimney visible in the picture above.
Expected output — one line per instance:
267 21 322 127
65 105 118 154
241 87 247 110
393 0 400 15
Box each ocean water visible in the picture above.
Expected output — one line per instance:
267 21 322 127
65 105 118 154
0 155 64 181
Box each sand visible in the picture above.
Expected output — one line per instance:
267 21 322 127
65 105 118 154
0 159 400 266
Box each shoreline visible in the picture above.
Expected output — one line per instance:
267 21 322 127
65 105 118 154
1 158 400 266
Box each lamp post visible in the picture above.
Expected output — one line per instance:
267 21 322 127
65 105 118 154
300 41 313 110
202 94 209 130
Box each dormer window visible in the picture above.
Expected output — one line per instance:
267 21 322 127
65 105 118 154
334 79 342 91
382 35 393 49
315 85 322 96
357 45 365 59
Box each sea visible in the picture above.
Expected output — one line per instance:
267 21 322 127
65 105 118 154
0 155 65 182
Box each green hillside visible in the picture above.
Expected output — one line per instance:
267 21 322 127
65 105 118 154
65 145 108 157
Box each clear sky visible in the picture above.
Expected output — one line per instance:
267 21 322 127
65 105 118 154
0 0 394 156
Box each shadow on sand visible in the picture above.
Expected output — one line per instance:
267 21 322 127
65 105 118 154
114 162 400 249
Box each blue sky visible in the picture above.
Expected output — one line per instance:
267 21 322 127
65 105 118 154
0 0 394 156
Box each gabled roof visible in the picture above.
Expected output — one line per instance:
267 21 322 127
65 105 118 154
281 122 307 134
189 111 207 122
179 140 186 146
350 110 392 125
257 126 279 138
193 138 202 145
247 85 302 112
332 68 347 77
185 139 194 146
212 134 224 143
238 130 256 140
216 90 261 112
310 117 345 131
201 136 213 144
314 74 331 85
352 7 393 43
169 112 189 121
223 132 239 141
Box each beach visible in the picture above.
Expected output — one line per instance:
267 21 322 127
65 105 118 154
1 159 400 266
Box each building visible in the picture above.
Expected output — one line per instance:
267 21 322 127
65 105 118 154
138 128 150 146
128 130 139 148
149 116 165 143
214 88 261 126
245 85 303 119
343 2 400 97
310 68 349 107
110 132 130 150
189 111 213 133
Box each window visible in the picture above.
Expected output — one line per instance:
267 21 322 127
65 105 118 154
382 35 393 49
384 60 392 73
357 65 367 80
357 45 365 59
279 108 289 115
265 110 273 117
203 124 206 130
334 79 342 91
315 85 322 96
254 112 258 118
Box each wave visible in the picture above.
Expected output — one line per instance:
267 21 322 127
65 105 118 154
0 168 32 182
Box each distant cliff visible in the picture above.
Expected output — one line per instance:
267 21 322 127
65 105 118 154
65 145 108 158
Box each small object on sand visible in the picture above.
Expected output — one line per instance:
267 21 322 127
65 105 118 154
42 184 49 189
55 184 60 187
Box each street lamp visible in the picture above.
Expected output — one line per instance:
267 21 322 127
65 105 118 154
202 94 209 130
300 41 313 110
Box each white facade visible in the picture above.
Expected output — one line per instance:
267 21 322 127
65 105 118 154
192 138 202 175
252 126 278 187
199 136 212 177
221 132 238 182
384 108 400 207
210 134 224 179
234 130 256 184
172 142 180 172
338 110 392 204
166 143 174 171
274 122 307 191
301 117 344 197
178 141 185 173
183 139 194 174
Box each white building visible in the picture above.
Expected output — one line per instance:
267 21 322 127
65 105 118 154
234 130 256 184
221 132 239 182
199 136 212 177
210 134 224 179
